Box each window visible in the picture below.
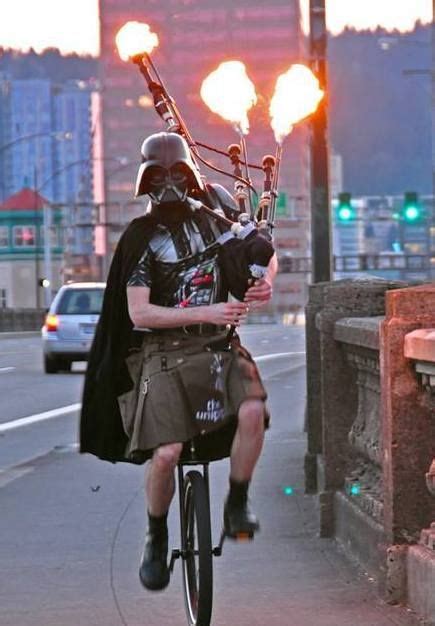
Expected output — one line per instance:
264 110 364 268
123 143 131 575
56 288 104 315
13 226 36 247
0 227 9 247
0 289 7 308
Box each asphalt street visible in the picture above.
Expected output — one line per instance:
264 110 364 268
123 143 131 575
0 324 423 626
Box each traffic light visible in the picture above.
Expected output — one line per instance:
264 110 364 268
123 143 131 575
335 192 355 222
402 191 423 223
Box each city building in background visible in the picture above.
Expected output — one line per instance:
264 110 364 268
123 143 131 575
0 188 63 308
0 75 103 270
0 76 99 205
98 0 310 314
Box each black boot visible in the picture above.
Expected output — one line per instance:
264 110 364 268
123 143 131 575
139 513 170 591
223 479 260 539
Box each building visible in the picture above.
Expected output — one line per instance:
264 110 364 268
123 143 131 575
0 78 56 201
0 188 63 308
98 0 311 312
52 80 97 205
0 76 103 268
0 77 99 205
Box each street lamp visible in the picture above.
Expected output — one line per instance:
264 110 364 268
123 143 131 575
35 156 136 293
0 131 73 201
0 131 73 155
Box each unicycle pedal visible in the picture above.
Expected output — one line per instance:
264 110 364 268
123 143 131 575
223 506 259 541
224 527 255 541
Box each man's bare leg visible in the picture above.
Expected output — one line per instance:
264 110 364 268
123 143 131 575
230 399 265 481
146 442 183 516
140 442 183 591
225 399 265 537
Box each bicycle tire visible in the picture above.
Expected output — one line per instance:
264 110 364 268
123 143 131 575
181 470 213 626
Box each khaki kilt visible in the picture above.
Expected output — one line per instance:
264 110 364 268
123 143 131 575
117 330 268 463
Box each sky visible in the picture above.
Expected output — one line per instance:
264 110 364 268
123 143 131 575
0 0 432 57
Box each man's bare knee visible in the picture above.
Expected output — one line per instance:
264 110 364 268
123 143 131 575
152 443 183 472
238 399 265 436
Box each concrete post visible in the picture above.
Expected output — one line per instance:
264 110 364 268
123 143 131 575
380 284 435 545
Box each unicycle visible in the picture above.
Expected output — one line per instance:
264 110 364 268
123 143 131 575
169 446 227 626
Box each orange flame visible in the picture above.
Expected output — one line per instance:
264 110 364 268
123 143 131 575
270 64 324 144
116 22 159 61
200 61 257 135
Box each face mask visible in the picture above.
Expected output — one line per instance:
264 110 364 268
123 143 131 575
147 166 189 204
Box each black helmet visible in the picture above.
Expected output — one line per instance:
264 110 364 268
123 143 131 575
135 132 204 200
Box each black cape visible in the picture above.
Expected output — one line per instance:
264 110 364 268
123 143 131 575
79 215 156 463
79 212 239 464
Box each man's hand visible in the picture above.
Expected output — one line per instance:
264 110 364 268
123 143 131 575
204 302 249 326
244 278 273 308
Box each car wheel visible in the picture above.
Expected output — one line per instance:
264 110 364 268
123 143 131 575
44 354 60 374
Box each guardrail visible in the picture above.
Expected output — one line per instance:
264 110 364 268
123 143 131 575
0 309 45 332
279 254 432 273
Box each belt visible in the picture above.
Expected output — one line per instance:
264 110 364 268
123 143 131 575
181 323 227 336
133 324 228 339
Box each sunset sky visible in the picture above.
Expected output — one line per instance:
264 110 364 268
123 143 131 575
0 0 432 57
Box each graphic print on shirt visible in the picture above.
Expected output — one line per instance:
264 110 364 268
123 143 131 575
176 258 217 308
127 215 228 308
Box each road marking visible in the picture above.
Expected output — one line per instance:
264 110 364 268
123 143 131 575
0 466 35 488
0 367 15 373
0 403 81 434
255 352 305 363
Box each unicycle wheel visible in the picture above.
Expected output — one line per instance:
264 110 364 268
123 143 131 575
181 470 213 626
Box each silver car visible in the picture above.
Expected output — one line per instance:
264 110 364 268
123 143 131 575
41 282 105 373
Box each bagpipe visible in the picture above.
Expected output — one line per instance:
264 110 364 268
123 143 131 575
116 23 282 303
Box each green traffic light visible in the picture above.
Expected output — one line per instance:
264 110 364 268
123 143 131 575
404 205 420 222
402 192 423 224
336 192 354 222
338 206 352 221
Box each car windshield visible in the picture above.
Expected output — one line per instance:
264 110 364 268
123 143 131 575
56 289 104 315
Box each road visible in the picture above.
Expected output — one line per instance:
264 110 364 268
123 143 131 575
0 325 420 626
0 324 305 472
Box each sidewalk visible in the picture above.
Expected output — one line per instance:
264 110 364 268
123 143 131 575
0 366 424 626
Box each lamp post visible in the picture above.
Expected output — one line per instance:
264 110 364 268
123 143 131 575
36 156 136 289
309 0 332 283
0 131 73 201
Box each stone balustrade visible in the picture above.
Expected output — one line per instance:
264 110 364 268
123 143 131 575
305 279 435 619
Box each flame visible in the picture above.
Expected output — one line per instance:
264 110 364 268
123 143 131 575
116 22 159 61
200 61 257 135
270 64 324 144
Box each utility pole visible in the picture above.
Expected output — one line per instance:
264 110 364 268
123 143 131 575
432 0 435 279
309 0 332 282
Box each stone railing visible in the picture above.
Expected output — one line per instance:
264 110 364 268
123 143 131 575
333 317 384 522
0 308 45 332
305 280 435 616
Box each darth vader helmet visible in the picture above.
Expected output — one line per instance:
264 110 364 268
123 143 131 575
135 132 204 203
